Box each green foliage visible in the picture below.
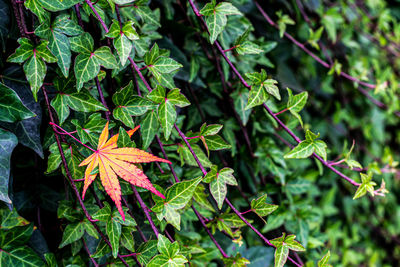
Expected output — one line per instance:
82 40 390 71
284 130 328 161
0 0 398 266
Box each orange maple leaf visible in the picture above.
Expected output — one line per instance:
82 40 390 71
79 122 171 220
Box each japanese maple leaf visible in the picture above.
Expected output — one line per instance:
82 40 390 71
79 122 171 220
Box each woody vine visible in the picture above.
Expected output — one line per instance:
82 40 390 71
0 0 398 266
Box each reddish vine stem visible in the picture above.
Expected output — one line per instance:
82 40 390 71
253 1 375 89
43 87 129 267
85 2 291 261
187 0 361 187
155 136 228 258
121 197 148 242
89 15 166 242
95 77 111 121
131 185 160 237
174 122 302 266
10 0 26 37
293 1 400 117
209 46 255 158
255 1 399 118
83 239 99 267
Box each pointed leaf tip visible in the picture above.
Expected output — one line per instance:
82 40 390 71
79 122 171 218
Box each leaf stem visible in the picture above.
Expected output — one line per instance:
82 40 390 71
240 209 253 215
155 136 228 258
275 108 289 116
85 0 109 32
43 87 129 267
83 239 99 267
94 77 111 121
174 120 301 265
131 185 160 237
188 0 361 187
223 45 239 53
48 122 96 152
253 1 375 89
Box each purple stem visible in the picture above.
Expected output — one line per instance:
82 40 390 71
253 1 376 90
83 239 99 267
85 0 109 32
187 0 361 187
174 115 301 265
275 108 289 116
74 5 85 28
128 57 153 92
132 185 160 237
49 122 96 152
263 103 360 186
155 136 228 258
11 0 26 37
121 197 148 242
84 1 302 262
43 87 129 267
95 77 111 121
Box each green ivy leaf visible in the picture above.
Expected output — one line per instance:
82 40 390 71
121 226 135 252
38 0 81 11
152 177 202 230
274 245 289 267
23 55 46 101
178 144 212 168
276 11 295 38
236 41 264 55
318 251 332 267
66 90 108 113
94 46 118 69
136 240 158 265
251 194 278 218
307 26 324 50
122 21 139 40
49 31 71 78
92 202 111 221
245 84 269 110
158 99 176 140
74 56 100 91
204 167 237 209
167 89 190 107
0 83 35 123
25 0 49 23
107 217 122 258
148 254 188 267
0 129 17 204
58 222 85 248
286 88 308 127
200 1 242 44
353 173 377 199
147 85 166 103
112 82 156 128
203 135 231 151
284 140 314 159
134 5 161 27
70 32 94 54
0 246 45 266
113 33 132 66
7 38 34 63
223 253 250 266
149 57 183 74
140 110 159 149
284 130 327 161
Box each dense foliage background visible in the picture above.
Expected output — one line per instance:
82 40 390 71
0 0 399 266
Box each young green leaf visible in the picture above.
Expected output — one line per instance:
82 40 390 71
204 167 237 209
251 194 278 218
200 1 242 44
